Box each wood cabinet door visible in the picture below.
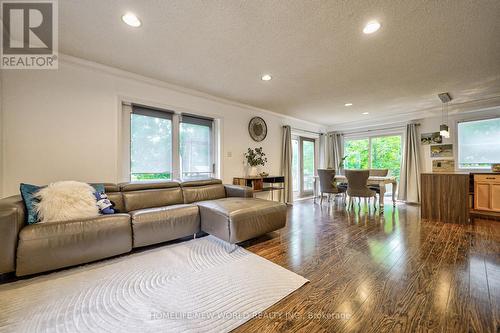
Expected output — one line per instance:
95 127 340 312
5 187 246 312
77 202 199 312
491 183 500 212
475 182 491 211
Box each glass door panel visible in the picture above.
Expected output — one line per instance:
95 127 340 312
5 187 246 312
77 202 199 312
292 139 300 193
302 139 315 194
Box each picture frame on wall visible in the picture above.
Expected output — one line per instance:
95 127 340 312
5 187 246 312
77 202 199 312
430 144 453 158
421 132 442 145
432 160 455 172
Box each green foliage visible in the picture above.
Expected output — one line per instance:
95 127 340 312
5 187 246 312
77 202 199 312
131 172 171 181
371 136 402 179
344 135 402 180
245 147 268 166
344 139 369 169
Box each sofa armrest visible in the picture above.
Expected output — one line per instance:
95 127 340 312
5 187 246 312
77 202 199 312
224 185 253 198
0 195 26 274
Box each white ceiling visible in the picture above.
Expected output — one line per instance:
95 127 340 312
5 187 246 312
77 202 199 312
59 0 500 126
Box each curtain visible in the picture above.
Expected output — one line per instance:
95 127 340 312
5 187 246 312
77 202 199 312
398 123 421 203
331 133 343 170
281 125 293 204
319 134 327 168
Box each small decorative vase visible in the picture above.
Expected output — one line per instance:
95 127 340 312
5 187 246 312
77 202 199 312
248 166 258 176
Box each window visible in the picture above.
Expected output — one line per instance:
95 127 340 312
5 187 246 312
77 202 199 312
129 104 215 181
180 115 214 179
344 134 402 181
458 117 500 169
131 107 172 181
370 136 402 180
344 138 369 169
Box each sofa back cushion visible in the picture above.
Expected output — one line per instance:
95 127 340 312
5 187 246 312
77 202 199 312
120 181 183 212
182 184 226 203
106 192 125 212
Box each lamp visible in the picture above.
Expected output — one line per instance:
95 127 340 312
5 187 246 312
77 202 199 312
438 93 451 138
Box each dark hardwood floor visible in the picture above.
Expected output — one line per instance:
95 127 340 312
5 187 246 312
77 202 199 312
235 198 500 333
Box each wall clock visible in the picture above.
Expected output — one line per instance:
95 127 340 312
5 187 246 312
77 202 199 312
248 117 267 142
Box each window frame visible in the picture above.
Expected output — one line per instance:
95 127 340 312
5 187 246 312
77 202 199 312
121 102 218 182
456 116 500 170
291 134 317 198
343 130 404 175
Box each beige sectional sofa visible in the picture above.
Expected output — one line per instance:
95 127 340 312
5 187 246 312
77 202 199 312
0 179 287 277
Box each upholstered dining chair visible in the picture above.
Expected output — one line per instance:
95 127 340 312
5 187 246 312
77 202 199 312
345 169 377 209
368 169 389 195
317 169 346 205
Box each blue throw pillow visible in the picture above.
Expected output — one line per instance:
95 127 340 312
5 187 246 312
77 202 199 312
91 183 105 194
19 183 44 224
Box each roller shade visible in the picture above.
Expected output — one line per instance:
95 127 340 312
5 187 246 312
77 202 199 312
180 114 213 128
132 104 173 120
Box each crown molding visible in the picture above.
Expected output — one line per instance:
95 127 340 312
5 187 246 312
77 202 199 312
58 54 325 130
328 95 500 131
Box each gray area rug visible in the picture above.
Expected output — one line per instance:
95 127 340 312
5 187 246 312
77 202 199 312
0 236 308 332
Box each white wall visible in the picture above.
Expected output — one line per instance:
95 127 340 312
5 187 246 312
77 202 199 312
0 56 324 197
418 108 500 173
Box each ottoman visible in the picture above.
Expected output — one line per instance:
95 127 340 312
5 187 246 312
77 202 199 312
197 197 287 244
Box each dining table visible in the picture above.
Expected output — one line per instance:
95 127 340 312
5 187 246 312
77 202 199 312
313 175 398 210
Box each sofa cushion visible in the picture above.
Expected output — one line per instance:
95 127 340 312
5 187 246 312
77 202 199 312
130 204 200 248
106 192 125 213
182 184 226 204
120 181 180 192
122 187 184 212
16 214 132 276
180 179 222 187
197 198 287 244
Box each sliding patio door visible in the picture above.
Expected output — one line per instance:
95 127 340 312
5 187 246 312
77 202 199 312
292 136 316 198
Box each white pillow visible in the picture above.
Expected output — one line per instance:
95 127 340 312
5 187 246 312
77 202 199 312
35 181 99 223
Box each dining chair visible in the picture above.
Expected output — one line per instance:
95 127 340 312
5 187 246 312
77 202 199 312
345 169 377 209
317 169 346 205
368 169 389 195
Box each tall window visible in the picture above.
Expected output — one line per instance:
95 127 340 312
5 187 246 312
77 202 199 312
180 115 213 179
131 107 172 181
344 134 402 180
130 104 215 181
458 117 500 169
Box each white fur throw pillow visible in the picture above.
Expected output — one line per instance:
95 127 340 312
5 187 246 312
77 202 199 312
35 181 99 223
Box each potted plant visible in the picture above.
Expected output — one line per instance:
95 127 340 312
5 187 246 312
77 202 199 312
245 147 268 176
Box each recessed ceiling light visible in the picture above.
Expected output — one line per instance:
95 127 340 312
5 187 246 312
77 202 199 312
122 13 141 27
344 103 353 107
363 21 381 34
261 74 272 81
362 112 369 115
